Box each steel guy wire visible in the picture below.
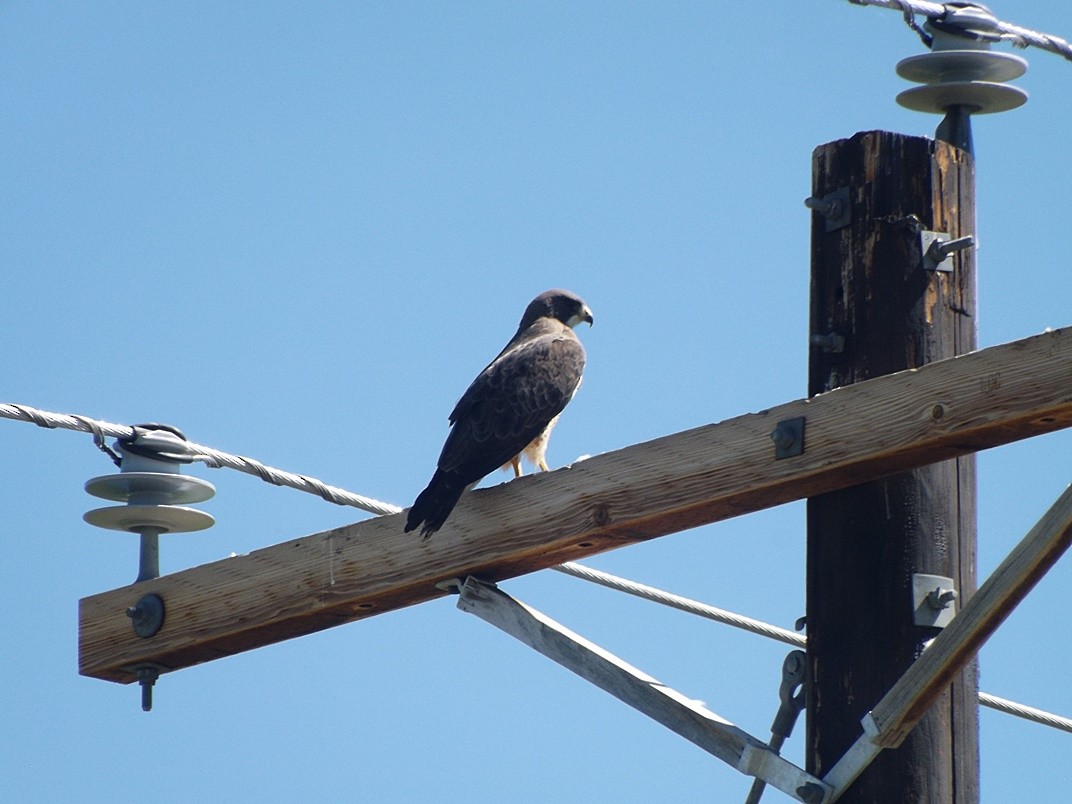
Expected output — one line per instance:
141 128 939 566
552 561 1072 735
977 692 1072 734
553 560 807 647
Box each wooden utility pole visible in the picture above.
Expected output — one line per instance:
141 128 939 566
806 131 979 801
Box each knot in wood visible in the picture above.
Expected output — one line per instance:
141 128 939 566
590 503 611 528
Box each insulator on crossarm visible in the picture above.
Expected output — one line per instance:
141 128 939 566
84 424 215 584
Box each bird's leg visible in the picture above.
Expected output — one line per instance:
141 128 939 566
538 458 550 472
511 456 523 477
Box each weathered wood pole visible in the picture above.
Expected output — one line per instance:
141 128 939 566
806 131 979 802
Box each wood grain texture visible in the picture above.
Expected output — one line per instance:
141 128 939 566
80 325 1072 684
806 131 980 802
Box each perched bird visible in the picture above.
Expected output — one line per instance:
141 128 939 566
405 289 593 538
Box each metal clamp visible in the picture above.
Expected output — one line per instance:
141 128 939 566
745 650 808 804
772 651 807 740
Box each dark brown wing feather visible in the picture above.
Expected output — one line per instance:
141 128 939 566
404 323 585 537
441 329 584 479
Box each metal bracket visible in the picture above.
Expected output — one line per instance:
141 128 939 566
912 573 958 628
745 649 809 804
770 417 805 460
809 332 845 354
921 231 974 273
805 187 850 232
456 577 831 803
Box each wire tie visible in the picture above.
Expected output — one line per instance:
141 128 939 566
70 414 122 467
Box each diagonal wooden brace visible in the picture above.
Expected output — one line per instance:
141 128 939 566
822 484 1072 800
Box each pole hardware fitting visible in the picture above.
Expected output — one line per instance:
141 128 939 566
745 649 809 803
895 14 1028 156
83 424 216 584
770 417 805 460
928 588 958 610
912 573 958 628
921 231 975 273
772 650 807 740
126 592 165 638
435 577 465 595
128 662 168 713
804 187 850 232
795 783 827 804
810 332 845 354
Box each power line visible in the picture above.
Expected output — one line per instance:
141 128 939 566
850 0 1072 62
4 401 1070 735
0 403 401 517
554 561 1072 735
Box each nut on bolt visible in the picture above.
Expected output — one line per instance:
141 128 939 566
927 587 958 611
770 417 806 459
805 196 843 218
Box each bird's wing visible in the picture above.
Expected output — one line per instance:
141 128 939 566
438 331 585 478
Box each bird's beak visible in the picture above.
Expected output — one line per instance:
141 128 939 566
569 305 594 328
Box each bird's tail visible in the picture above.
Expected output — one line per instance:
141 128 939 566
404 470 466 538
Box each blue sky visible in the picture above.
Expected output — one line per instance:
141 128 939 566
3 2 1071 801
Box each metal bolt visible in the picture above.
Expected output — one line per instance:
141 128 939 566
135 665 160 712
810 333 845 354
926 235 975 263
770 425 796 451
770 417 806 460
804 196 843 219
927 587 958 611
126 593 165 638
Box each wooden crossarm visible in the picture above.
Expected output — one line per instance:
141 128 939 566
80 326 1072 683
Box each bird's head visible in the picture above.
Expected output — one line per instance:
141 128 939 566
522 289 594 330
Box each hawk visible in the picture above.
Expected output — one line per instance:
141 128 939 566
404 289 593 538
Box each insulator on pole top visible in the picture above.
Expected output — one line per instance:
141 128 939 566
894 3 1028 155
